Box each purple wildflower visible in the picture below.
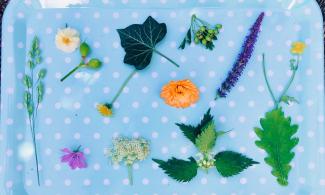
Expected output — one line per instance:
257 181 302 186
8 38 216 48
216 12 265 99
61 146 87 170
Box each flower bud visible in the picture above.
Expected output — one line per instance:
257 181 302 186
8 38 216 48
80 42 91 58
88 58 102 69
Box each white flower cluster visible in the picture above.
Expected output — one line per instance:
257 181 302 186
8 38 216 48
106 137 150 166
196 153 215 169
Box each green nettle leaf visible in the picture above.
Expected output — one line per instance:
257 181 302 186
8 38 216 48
176 109 213 144
195 121 217 154
153 157 198 182
117 16 179 70
281 95 299 105
214 151 259 177
23 75 32 88
255 108 299 186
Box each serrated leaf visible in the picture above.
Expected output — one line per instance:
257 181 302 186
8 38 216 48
254 108 299 186
281 95 299 105
195 121 217 154
176 123 198 144
153 157 198 182
176 109 213 144
214 151 258 177
117 16 167 70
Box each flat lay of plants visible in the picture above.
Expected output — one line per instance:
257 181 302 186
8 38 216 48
13 7 310 188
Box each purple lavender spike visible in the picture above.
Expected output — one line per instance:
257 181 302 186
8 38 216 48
216 12 265 99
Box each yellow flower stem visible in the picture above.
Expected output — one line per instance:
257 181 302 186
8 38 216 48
60 63 83 82
262 54 278 108
110 69 137 105
262 54 300 109
277 55 300 105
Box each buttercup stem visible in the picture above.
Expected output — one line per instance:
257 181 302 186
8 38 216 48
110 69 137 105
60 63 83 82
277 55 300 104
153 49 180 68
127 165 133 186
262 54 277 108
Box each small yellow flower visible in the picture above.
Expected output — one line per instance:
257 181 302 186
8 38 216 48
97 104 113 117
291 42 306 55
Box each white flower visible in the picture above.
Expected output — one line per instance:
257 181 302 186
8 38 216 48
108 137 150 166
55 27 80 53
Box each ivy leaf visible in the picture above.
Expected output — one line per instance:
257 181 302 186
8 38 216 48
195 121 217 154
176 109 213 144
117 16 179 70
281 95 299 105
179 28 192 49
214 151 259 177
153 157 198 182
255 108 299 186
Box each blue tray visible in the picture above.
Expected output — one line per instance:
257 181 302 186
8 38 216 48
1 0 324 194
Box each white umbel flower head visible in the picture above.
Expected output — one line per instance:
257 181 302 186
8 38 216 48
55 27 80 53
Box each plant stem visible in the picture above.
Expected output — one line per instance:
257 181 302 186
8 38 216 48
153 49 180 68
277 56 299 104
110 69 137 105
28 116 40 186
60 64 83 82
30 61 41 186
262 54 278 108
127 165 133 186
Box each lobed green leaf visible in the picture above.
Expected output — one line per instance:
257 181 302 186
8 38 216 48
254 108 299 186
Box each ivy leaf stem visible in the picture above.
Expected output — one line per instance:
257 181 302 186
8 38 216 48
153 49 180 68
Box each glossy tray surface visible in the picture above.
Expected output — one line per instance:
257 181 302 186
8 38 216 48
1 0 324 194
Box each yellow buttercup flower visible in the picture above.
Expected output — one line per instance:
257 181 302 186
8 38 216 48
97 104 113 117
291 42 306 55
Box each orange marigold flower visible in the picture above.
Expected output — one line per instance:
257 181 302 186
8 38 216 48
161 80 200 108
